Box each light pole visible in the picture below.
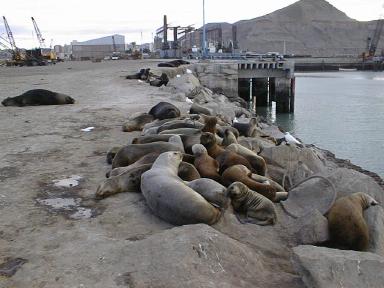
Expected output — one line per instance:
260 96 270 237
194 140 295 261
202 0 206 58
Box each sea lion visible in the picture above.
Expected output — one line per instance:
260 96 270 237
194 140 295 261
233 117 258 137
225 143 267 176
141 151 221 225
235 165 285 194
216 126 240 139
189 102 212 115
96 164 152 199
106 146 122 165
157 60 190 67
178 162 200 181
125 68 151 80
168 135 185 153
200 132 226 159
327 192 378 251
149 73 169 87
237 137 264 154
187 178 229 209
227 182 277 225
159 128 201 135
2 89 75 106
221 129 238 147
201 132 254 173
148 102 180 120
222 165 287 202
132 134 174 144
112 140 184 169
122 113 154 132
107 152 160 178
157 119 204 133
98 161 199 199
192 144 221 183
201 116 218 134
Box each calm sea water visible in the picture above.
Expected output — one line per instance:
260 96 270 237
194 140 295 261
256 71 384 177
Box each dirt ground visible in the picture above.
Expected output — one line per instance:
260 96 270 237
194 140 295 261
0 60 195 287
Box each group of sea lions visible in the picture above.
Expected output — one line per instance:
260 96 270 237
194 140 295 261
97 100 380 252
125 68 169 87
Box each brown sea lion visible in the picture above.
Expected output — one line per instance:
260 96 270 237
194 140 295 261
216 126 240 139
141 151 221 225
327 192 378 251
201 116 218 134
222 165 287 202
122 113 154 132
2 89 75 106
159 128 201 135
227 182 277 225
200 132 253 173
178 162 201 181
225 143 267 176
192 144 221 183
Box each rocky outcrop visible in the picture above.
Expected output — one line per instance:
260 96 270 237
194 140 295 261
292 245 384 288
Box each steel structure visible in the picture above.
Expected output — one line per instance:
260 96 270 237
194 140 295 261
31 17 46 48
2 16 21 61
369 18 384 56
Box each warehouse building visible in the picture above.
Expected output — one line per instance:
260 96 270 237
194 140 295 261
71 34 125 60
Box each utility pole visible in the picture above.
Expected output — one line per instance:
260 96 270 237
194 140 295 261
202 0 206 58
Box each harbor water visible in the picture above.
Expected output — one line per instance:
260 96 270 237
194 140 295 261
257 71 384 178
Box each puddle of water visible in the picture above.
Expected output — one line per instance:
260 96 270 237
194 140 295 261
70 207 93 220
36 197 80 210
53 175 82 188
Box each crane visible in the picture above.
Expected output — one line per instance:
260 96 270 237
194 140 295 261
368 18 383 57
2 16 22 61
31 17 45 48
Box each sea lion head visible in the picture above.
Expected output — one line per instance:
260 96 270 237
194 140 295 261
355 192 379 209
131 137 139 144
153 151 183 170
65 96 75 104
227 182 247 199
200 132 216 148
249 117 258 127
192 144 207 156
169 135 185 152
1 97 18 106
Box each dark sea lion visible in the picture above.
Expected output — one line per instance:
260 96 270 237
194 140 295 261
192 144 221 183
125 68 150 80
222 165 286 202
132 134 174 144
148 102 180 120
141 151 221 225
2 89 75 106
233 117 258 137
327 192 378 251
189 103 212 115
149 73 169 87
227 182 277 225
122 113 155 132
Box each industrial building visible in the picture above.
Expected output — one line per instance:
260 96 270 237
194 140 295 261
71 34 125 60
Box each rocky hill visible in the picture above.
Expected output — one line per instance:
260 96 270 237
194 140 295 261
208 0 383 56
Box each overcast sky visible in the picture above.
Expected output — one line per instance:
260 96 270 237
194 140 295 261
1 0 383 48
